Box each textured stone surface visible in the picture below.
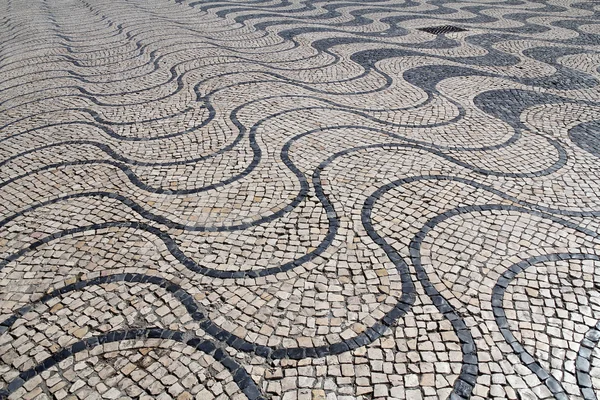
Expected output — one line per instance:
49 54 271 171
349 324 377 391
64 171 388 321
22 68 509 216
1 0 600 399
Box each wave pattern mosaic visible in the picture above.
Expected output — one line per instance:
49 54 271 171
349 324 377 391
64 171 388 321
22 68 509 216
1 0 600 399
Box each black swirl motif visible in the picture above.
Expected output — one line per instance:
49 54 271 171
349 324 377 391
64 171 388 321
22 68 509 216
1 0 600 398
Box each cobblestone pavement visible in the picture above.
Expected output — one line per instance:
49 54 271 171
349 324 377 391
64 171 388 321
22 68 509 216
1 0 600 399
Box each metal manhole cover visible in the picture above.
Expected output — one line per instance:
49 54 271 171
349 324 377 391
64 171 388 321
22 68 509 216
418 25 467 34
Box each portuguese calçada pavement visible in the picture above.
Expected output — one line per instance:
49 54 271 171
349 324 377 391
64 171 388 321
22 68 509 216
1 0 600 399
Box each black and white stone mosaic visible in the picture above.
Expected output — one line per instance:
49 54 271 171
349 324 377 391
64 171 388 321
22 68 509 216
1 0 600 398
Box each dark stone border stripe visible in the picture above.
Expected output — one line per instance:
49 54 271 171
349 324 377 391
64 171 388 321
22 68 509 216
0 327 265 400
0 271 409 367
0 273 206 334
366 180 477 399
365 181 600 398
0 143 579 282
492 253 600 400
577 321 600 400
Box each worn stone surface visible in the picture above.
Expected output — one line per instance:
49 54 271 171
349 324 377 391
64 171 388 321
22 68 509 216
1 0 600 399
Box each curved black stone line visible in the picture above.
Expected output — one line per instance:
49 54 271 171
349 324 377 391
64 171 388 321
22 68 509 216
1 31 132 74
56 31 139 56
195 56 379 87
372 174 600 218
0 55 391 114
406 203 600 398
0 327 265 400
0 158 263 196
0 89 168 116
576 321 600 400
0 105 214 144
52 22 121 41
1 4 321 85
0 267 407 363
0 138 577 287
6 12 598 114
50 34 150 68
0 105 196 134
492 253 600 400
0 146 421 362
0 108 567 202
0 220 312 278
0 88 262 181
368 181 600 399
4 27 597 134
1 42 165 87
0 131 344 279
0 273 206 333
5 37 597 152
570 120 600 159
0 40 192 92
0 73 190 111
0 35 337 91
192 72 464 124
191 2 600 69
0 133 571 273
0 106 326 188
366 182 476 399
1 89 462 171
0 107 318 232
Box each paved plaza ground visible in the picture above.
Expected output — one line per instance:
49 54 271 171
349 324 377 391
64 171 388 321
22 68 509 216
1 0 600 399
